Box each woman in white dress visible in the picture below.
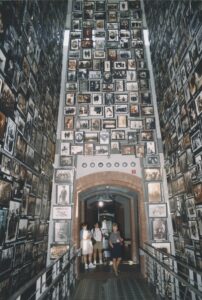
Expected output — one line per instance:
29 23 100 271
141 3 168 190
80 223 95 269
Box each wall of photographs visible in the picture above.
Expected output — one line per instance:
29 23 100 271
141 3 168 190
51 0 170 257
0 1 66 297
144 0 202 271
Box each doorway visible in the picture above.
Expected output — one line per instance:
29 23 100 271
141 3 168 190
72 171 148 275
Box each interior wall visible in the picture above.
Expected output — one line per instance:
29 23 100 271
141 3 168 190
144 0 202 269
0 1 66 297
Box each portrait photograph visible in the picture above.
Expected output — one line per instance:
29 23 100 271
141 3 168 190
0 153 12 176
6 200 21 243
144 168 161 181
91 119 100 131
189 220 199 240
92 93 103 105
4 117 16 155
0 246 14 274
1 82 15 116
0 179 12 206
146 155 159 165
105 106 114 118
0 112 6 141
84 143 94 155
149 204 167 218
135 144 145 157
17 218 28 239
78 105 88 117
75 131 84 144
111 142 120 154
64 116 74 130
152 219 167 240
117 115 127 128
55 169 74 184
0 208 8 246
121 145 135 155
64 106 76 116
130 120 143 130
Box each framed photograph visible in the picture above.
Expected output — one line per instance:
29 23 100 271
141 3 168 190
61 131 74 141
136 144 145 157
149 204 167 218
55 169 74 183
0 154 12 176
75 131 84 144
89 71 102 80
102 119 116 129
92 93 103 105
114 61 126 70
128 132 138 143
93 59 101 70
191 130 202 152
14 243 24 268
100 131 110 144
115 104 128 114
6 201 20 242
102 83 114 92
94 50 105 59
56 185 70 205
78 105 88 117
195 90 202 116
126 82 138 91
78 69 88 80
89 80 101 92
128 59 136 70
96 21 105 30
189 220 199 240
89 106 103 116
95 145 109 155
61 142 70 155
145 155 159 165
66 82 77 91
105 93 114 105
193 183 202 204
104 61 111 72
1 82 15 116
64 116 74 130
152 219 167 240
53 206 72 220
121 145 135 155
120 1 128 11
146 141 156 154
142 105 154 116
76 119 89 130
64 106 76 115
79 81 89 92
108 49 117 61
141 91 151 104
54 222 70 243
130 104 139 116
70 145 83 155
145 117 155 129
85 132 98 143
4 117 16 155
111 142 120 154
66 93 75 106
111 130 125 140
84 143 94 155
152 242 171 254
78 60 92 69
105 106 114 118
108 30 119 41
18 218 28 239
114 94 128 103
144 168 161 181
117 115 127 128
50 245 69 260
0 247 13 273
108 11 117 22
148 182 161 203
91 119 100 131
81 40 93 48
60 156 74 167
0 112 6 141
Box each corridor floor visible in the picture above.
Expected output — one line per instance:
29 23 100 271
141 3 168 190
71 263 157 300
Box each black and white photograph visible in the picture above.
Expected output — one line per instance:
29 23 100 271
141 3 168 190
0 246 14 274
60 156 74 167
61 142 70 156
53 206 72 220
152 242 171 254
4 118 16 155
102 119 116 129
6 201 20 243
54 222 69 243
144 168 161 181
152 219 167 240
0 208 8 245
149 204 167 218
55 169 74 184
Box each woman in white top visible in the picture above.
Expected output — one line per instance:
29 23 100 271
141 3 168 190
80 223 95 269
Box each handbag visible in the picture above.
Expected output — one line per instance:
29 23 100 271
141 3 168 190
91 237 96 245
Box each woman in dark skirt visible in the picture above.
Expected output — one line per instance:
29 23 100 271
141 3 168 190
109 223 124 276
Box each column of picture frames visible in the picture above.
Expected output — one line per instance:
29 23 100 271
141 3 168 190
145 0 202 270
0 1 66 297
61 0 169 250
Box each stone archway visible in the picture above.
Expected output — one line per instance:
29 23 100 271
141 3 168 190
72 171 148 276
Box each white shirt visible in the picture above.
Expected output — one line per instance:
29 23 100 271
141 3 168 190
92 228 102 242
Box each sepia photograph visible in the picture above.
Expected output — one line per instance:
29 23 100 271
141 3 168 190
149 204 167 218
55 169 74 184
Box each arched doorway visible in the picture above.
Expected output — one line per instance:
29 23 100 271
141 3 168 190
72 171 148 276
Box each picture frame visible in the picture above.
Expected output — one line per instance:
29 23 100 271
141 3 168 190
152 219 167 240
75 131 84 144
111 142 120 154
95 145 109 156
115 105 128 114
70 145 83 155
85 132 98 143
61 131 74 141
89 106 103 116
145 155 160 165
117 115 127 128
130 104 139 116
84 143 94 155
0 247 14 274
56 185 70 205
126 82 138 91
76 119 89 130
60 156 74 167
78 105 88 117
104 106 114 118
149 204 167 218
111 130 125 140
92 93 103 105
0 112 6 141
61 142 70 155
121 145 135 155
4 117 16 155
144 168 161 181
152 242 171 254
53 206 72 220
114 62 126 70
64 106 76 115
136 144 145 157
64 116 74 130
102 119 116 129
148 182 161 203
66 93 75 106
146 141 156 154
91 119 100 131
55 169 74 183
100 131 110 144
191 130 202 152
6 201 21 243
54 222 70 243
114 94 128 103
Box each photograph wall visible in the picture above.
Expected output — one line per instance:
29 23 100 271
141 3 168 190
0 1 66 297
145 0 202 271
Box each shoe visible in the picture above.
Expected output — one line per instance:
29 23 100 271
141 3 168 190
99 260 103 265
85 264 88 269
94 261 97 265
89 263 96 269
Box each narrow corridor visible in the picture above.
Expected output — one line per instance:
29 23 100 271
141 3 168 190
71 264 157 300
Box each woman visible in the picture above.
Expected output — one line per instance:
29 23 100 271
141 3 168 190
109 223 123 276
80 223 95 269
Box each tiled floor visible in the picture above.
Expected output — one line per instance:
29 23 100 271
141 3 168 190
71 263 157 300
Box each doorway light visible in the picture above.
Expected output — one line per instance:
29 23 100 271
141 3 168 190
98 201 104 207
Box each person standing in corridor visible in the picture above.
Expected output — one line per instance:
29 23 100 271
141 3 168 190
109 223 124 276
